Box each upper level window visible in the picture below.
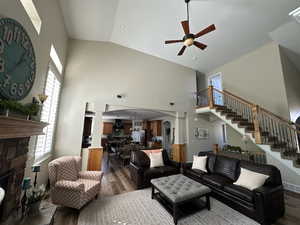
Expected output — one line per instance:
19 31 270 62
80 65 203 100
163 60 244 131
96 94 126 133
20 0 42 34
50 45 63 74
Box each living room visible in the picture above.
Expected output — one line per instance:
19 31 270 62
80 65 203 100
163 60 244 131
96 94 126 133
0 0 300 225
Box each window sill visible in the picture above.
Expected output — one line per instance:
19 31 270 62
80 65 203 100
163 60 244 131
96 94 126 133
34 153 52 165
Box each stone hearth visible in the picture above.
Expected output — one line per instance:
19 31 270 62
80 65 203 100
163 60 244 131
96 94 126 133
0 138 30 220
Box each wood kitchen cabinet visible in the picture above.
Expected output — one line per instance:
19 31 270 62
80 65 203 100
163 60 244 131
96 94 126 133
124 123 132 135
150 120 162 136
103 122 113 135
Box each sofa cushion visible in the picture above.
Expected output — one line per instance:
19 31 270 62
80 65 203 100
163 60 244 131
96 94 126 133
224 184 254 203
202 174 232 188
234 168 269 191
184 169 206 180
131 151 150 167
197 151 215 173
149 152 164 168
144 166 178 180
192 155 207 172
240 160 282 186
207 153 217 173
214 155 239 181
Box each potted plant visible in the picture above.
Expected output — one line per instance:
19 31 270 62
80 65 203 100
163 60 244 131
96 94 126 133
27 184 46 215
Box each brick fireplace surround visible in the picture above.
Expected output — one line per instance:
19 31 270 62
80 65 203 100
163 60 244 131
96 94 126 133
0 116 47 222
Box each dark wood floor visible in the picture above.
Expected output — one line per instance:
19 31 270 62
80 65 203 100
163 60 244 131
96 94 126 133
52 152 300 225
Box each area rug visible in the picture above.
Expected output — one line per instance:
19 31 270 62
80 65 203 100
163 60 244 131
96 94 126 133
78 189 259 225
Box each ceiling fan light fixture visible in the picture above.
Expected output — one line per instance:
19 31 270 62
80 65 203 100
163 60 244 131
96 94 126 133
184 38 194 47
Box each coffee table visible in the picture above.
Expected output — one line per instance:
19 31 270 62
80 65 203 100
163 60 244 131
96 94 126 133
151 174 211 225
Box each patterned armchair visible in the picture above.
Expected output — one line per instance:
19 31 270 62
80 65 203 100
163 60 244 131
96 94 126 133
48 156 103 209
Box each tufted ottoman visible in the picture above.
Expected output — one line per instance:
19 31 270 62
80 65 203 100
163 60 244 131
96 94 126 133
151 174 211 225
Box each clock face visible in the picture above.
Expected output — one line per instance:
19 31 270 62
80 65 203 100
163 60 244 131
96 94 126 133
0 18 36 100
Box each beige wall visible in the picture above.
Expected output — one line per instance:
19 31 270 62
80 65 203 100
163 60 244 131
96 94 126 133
207 42 290 120
0 0 68 185
279 48 300 122
55 40 209 159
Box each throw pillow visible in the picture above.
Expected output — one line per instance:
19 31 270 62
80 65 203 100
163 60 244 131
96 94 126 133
192 155 208 172
234 168 269 191
149 152 164 168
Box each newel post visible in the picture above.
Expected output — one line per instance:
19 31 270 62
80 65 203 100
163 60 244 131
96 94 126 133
252 105 262 144
208 85 214 109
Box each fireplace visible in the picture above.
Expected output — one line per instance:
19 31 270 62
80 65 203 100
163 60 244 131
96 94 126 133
0 138 30 221
0 116 48 222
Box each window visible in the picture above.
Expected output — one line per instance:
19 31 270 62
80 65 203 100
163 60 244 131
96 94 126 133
50 45 63 74
35 67 61 160
20 0 42 34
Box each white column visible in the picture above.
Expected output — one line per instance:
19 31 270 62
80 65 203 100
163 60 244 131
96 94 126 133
174 112 186 145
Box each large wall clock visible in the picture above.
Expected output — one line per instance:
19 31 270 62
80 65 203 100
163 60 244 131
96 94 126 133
0 17 36 100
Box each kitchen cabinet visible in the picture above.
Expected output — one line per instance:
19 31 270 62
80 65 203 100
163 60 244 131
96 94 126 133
103 122 113 135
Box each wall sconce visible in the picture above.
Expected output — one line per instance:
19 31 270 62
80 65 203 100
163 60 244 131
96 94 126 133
38 94 48 104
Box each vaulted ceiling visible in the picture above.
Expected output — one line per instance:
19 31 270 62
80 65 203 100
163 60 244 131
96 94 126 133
59 0 300 73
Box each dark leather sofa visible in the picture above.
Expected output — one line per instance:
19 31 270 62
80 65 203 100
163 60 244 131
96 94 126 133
129 150 180 189
183 152 285 225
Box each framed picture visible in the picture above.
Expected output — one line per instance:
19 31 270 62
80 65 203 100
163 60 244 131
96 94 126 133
194 128 209 139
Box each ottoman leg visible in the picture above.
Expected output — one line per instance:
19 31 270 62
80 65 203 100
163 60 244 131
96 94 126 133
206 195 211 211
151 185 155 199
173 204 178 225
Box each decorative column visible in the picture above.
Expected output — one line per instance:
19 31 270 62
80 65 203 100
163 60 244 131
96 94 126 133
172 112 186 163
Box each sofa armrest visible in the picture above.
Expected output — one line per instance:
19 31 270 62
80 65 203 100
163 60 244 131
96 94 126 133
166 160 181 169
55 180 84 192
129 162 144 173
79 171 103 181
254 185 283 195
254 185 285 223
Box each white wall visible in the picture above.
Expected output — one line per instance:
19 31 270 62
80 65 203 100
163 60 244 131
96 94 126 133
279 47 300 122
55 40 203 159
207 42 290 120
0 0 68 185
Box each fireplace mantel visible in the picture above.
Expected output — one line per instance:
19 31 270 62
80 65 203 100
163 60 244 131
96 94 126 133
0 116 48 139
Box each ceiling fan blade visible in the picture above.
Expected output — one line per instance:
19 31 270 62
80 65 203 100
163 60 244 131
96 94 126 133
178 46 186 56
194 24 216 38
194 41 207 50
165 40 184 44
181 20 190 35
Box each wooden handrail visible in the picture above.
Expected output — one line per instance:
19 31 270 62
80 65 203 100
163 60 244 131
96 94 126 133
197 87 300 133
260 107 299 128
222 90 254 107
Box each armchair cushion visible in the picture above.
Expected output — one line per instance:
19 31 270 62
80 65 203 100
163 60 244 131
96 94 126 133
55 180 84 192
56 157 78 181
79 171 103 181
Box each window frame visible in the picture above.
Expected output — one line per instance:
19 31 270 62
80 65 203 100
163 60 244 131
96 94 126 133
34 62 62 162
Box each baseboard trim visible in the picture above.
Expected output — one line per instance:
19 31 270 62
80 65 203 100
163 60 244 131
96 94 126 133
283 182 300 194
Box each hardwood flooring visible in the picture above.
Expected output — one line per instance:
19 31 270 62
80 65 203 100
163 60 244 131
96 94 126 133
52 152 300 225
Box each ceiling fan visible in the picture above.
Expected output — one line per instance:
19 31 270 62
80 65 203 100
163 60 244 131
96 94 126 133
165 0 216 56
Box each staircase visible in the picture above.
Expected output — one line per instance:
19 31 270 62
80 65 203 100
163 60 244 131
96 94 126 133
196 86 300 169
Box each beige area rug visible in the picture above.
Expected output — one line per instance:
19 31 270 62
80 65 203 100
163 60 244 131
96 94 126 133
78 188 259 225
